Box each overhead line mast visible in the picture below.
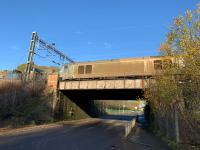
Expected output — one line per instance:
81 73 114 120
24 32 74 81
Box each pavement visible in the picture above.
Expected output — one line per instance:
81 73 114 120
0 116 171 150
117 125 171 150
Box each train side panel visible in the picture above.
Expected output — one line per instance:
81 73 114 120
60 56 172 80
72 59 146 79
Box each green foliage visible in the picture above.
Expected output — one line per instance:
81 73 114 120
147 75 180 111
147 3 200 111
146 4 200 147
17 64 26 72
168 141 180 150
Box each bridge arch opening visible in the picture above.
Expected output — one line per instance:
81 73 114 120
54 89 145 120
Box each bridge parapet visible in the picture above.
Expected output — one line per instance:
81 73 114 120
59 79 149 90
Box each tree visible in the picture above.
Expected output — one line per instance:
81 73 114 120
147 3 200 113
147 4 200 147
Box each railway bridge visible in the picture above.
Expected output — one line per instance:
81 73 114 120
48 58 162 119
54 79 149 120
49 74 150 119
57 56 164 90
48 56 167 119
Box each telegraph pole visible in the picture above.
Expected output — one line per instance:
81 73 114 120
24 32 37 81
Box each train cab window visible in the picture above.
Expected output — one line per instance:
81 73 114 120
154 60 162 70
78 66 84 74
85 65 92 74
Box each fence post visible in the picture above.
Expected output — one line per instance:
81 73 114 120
174 104 180 143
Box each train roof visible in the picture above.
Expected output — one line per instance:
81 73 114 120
67 56 165 65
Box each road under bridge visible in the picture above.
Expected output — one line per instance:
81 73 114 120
47 70 152 120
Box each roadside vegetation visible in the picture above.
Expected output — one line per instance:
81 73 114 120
0 80 53 128
146 4 200 149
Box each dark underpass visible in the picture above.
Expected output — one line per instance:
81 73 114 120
54 89 144 120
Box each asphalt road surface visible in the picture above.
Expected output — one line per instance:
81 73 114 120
0 117 129 150
0 115 170 150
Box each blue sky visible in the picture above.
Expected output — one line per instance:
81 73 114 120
0 0 199 70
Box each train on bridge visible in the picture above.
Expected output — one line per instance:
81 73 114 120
60 56 172 80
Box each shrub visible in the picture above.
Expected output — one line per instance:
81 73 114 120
0 80 53 127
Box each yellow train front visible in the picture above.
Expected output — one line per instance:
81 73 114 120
59 56 172 80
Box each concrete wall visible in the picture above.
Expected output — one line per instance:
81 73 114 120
54 92 90 120
54 91 106 120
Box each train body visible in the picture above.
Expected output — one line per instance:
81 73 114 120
59 56 172 80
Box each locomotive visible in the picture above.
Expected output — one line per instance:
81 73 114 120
59 56 172 80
